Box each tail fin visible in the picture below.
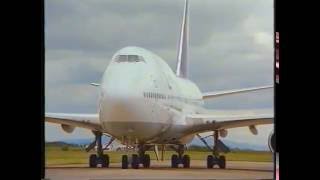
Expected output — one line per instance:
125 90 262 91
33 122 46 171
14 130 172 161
175 0 189 78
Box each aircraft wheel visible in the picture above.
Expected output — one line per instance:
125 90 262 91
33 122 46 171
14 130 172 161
171 154 178 168
89 154 97 168
219 155 226 169
122 155 128 169
207 155 213 169
143 154 151 168
182 155 190 168
131 154 139 169
101 154 109 168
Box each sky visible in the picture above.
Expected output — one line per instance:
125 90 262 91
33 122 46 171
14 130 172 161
45 0 274 147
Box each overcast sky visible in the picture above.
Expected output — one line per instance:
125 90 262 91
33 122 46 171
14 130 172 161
45 0 274 147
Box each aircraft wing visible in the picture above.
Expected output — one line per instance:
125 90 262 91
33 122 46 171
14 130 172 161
45 113 102 132
202 85 273 99
184 113 273 135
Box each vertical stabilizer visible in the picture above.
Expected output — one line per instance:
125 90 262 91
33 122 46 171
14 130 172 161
175 0 189 78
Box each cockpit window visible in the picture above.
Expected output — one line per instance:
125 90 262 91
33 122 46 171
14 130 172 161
115 55 127 62
114 55 145 63
128 55 139 62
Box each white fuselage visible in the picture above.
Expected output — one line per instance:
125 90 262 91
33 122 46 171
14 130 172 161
98 46 205 145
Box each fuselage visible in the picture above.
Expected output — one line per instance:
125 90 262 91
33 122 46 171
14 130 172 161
99 46 205 145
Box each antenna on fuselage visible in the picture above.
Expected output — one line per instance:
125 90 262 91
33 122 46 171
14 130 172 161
175 0 189 79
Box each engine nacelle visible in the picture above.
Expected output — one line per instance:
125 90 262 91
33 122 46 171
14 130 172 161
61 124 75 133
249 125 258 135
268 130 275 153
219 129 228 138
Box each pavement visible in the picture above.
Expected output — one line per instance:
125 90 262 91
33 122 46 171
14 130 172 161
45 160 274 180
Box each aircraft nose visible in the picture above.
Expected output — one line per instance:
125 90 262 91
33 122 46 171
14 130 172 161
101 88 133 117
102 78 141 103
100 77 142 123
98 63 157 140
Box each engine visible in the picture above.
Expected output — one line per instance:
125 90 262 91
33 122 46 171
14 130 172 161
219 129 228 138
249 125 258 135
268 130 275 152
61 124 75 133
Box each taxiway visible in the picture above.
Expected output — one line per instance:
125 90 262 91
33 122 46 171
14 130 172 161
46 160 273 180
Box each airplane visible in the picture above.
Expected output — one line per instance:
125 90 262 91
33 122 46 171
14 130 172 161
83 141 134 152
45 0 273 169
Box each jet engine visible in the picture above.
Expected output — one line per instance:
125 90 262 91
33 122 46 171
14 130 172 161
268 130 275 152
219 129 228 138
61 124 75 133
249 125 258 135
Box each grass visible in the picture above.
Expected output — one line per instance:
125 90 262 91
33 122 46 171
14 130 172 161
45 146 272 166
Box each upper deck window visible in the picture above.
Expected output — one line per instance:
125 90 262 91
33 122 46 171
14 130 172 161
114 55 145 63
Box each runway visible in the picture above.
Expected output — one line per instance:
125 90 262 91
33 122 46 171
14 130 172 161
45 160 273 180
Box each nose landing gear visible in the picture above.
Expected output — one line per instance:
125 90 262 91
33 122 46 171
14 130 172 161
121 144 151 169
170 145 190 168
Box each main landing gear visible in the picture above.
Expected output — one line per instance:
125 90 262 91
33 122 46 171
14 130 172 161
206 131 226 169
88 132 110 168
121 144 151 169
170 145 190 168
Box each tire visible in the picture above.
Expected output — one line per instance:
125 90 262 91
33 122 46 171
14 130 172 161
143 154 151 168
89 154 97 168
171 154 178 168
101 154 109 168
122 155 128 169
219 155 226 169
131 154 139 169
182 155 190 168
207 155 213 169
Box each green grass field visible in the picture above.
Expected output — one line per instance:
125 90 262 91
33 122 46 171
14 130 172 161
45 146 272 165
